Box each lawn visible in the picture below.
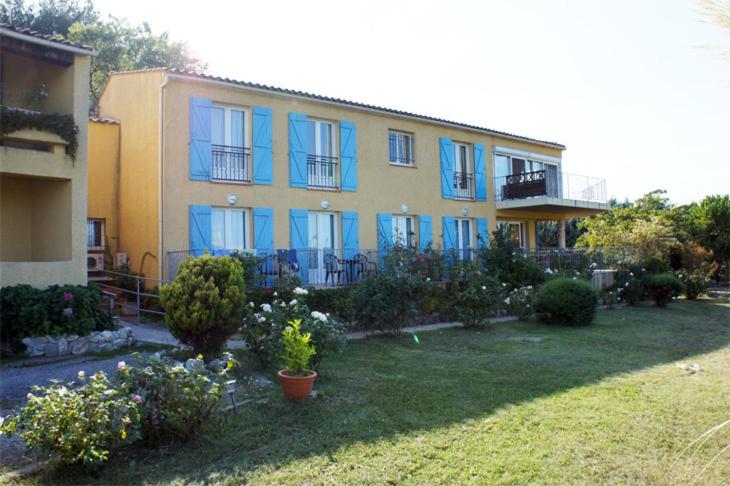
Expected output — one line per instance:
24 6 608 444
15 298 730 485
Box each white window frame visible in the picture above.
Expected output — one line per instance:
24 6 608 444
307 118 338 188
392 215 415 247
87 218 104 250
211 104 250 148
388 130 415 166
211 207 249 251
455 217 474 251
498 221 526 249
453 142 473 199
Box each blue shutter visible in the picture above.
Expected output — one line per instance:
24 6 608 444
189 205 212 256
418 215 433 251
376 213 392 267
474 143 487 201
252 106 273 185
340 121 357 192
289 209 309 284
388 132 397 162
288 113 308 188
253 208 274 255
477 217 489 248
442 216 456 251
342 211 359 258
189 97 212 180
439 137 454 199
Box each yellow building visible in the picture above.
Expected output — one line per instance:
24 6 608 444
0 24 93 288
92 68 608 284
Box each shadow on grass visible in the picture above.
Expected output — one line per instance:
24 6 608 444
32 298 730 484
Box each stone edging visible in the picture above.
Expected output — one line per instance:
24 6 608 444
21 327 135 357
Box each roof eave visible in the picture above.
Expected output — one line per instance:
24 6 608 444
0 26 96 56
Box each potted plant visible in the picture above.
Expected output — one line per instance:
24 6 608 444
277 319 317 400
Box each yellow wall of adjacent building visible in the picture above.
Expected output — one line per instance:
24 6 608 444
96 72 162 279
88 120 121 259
0 51 90 288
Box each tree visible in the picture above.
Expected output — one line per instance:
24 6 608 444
693 195 730 279
0 0 97 36
2 0 206 104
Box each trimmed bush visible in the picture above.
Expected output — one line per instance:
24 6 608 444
159 255 245 357
644 273 683 307
304 287 354 322
445 260 503 328
350 271 423 333
678 271 711 300
0 284 113 354
534 278 598 326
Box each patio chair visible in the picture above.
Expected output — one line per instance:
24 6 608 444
352 253 376 281
323 253 343 285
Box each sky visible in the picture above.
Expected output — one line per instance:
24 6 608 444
93 0 730 204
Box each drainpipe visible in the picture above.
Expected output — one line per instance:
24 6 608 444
158 74 169 282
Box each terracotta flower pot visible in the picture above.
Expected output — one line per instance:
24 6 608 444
277 369 317 400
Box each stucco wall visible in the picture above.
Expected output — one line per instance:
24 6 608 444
88 121 121 258
96 72 162 279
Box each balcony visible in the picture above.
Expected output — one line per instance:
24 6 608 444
453 171 474 200
211 144 250 183
307 155 338 189
495 170 608 215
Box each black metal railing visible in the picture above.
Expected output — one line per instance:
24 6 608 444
504 169 547 199
453 171 473 199
494 170 607 203
307 155 338 189
212 144 250 182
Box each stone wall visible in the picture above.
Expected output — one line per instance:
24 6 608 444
21 327 135 357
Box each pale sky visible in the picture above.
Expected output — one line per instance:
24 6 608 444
95 0 730 204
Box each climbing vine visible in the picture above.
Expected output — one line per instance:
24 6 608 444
1 106 78 160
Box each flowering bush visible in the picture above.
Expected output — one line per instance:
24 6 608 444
601 290 620 308
0 284 114 354
160 255 246 357
116 353 237 444
644 272 684 307
444 260 503 328
677 271 711 300
614 265 648 305
505 286 535 320
240 289 346 370
0 372 139 469
478 231 546 289
534 278 598 326
350 271 424 333
280 320 316 374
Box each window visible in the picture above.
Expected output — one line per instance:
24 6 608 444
211 208 248 250
494 153 560 200
307 119 337 188
388 131 414 165
392 215 415 247
455 218 473 257
211 104 250 182
453 142 473 199
497 221 526 248
87 219 104 250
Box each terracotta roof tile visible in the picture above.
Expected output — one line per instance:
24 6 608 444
0 23 93 51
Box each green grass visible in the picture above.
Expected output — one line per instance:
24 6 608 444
12 299 730 485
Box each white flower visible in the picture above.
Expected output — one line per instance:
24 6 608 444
289 299 298 306
545 268 554 274
502 283 507 287
77 370 85 379
526 285 533 290
117 361 127 370
311 311 328 322
26 393 34 401
629 272 634 277
575 271 580 276
481 286 487 290
273 292 278 297
590 262 597 268
257 316 266 323
504 297 511 305
293 287 309 296
426 277 431 282
572 277 577 280
285 326 292 332
249 302 254 308
260 303 272 313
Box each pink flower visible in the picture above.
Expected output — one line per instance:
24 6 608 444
63 292 74 302
131 394 142 404
117 361 127 370
62 307 73 317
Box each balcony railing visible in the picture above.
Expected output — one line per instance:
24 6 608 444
495 170 607 203
211 144 250 182
307 155 338 189
453 171 474 199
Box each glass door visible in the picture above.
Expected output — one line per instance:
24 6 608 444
308 212 339 284
307 120 336 188
455 218 473 259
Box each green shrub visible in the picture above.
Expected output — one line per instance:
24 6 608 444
229 251 264 289
350 271 424 333
0 372 139 469
534 278 598 326
0 284 113 354
613 264 648 305
445 260 503 328
644 273 684 307
678 271 711 300
159 255 245 357
1 106 78 160
116 354 236 444
240 289 346 370
505 285 535 320
304 287 354 322
479 231 546 289
280 320 316 374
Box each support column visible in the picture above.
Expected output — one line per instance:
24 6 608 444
557 218 566 249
